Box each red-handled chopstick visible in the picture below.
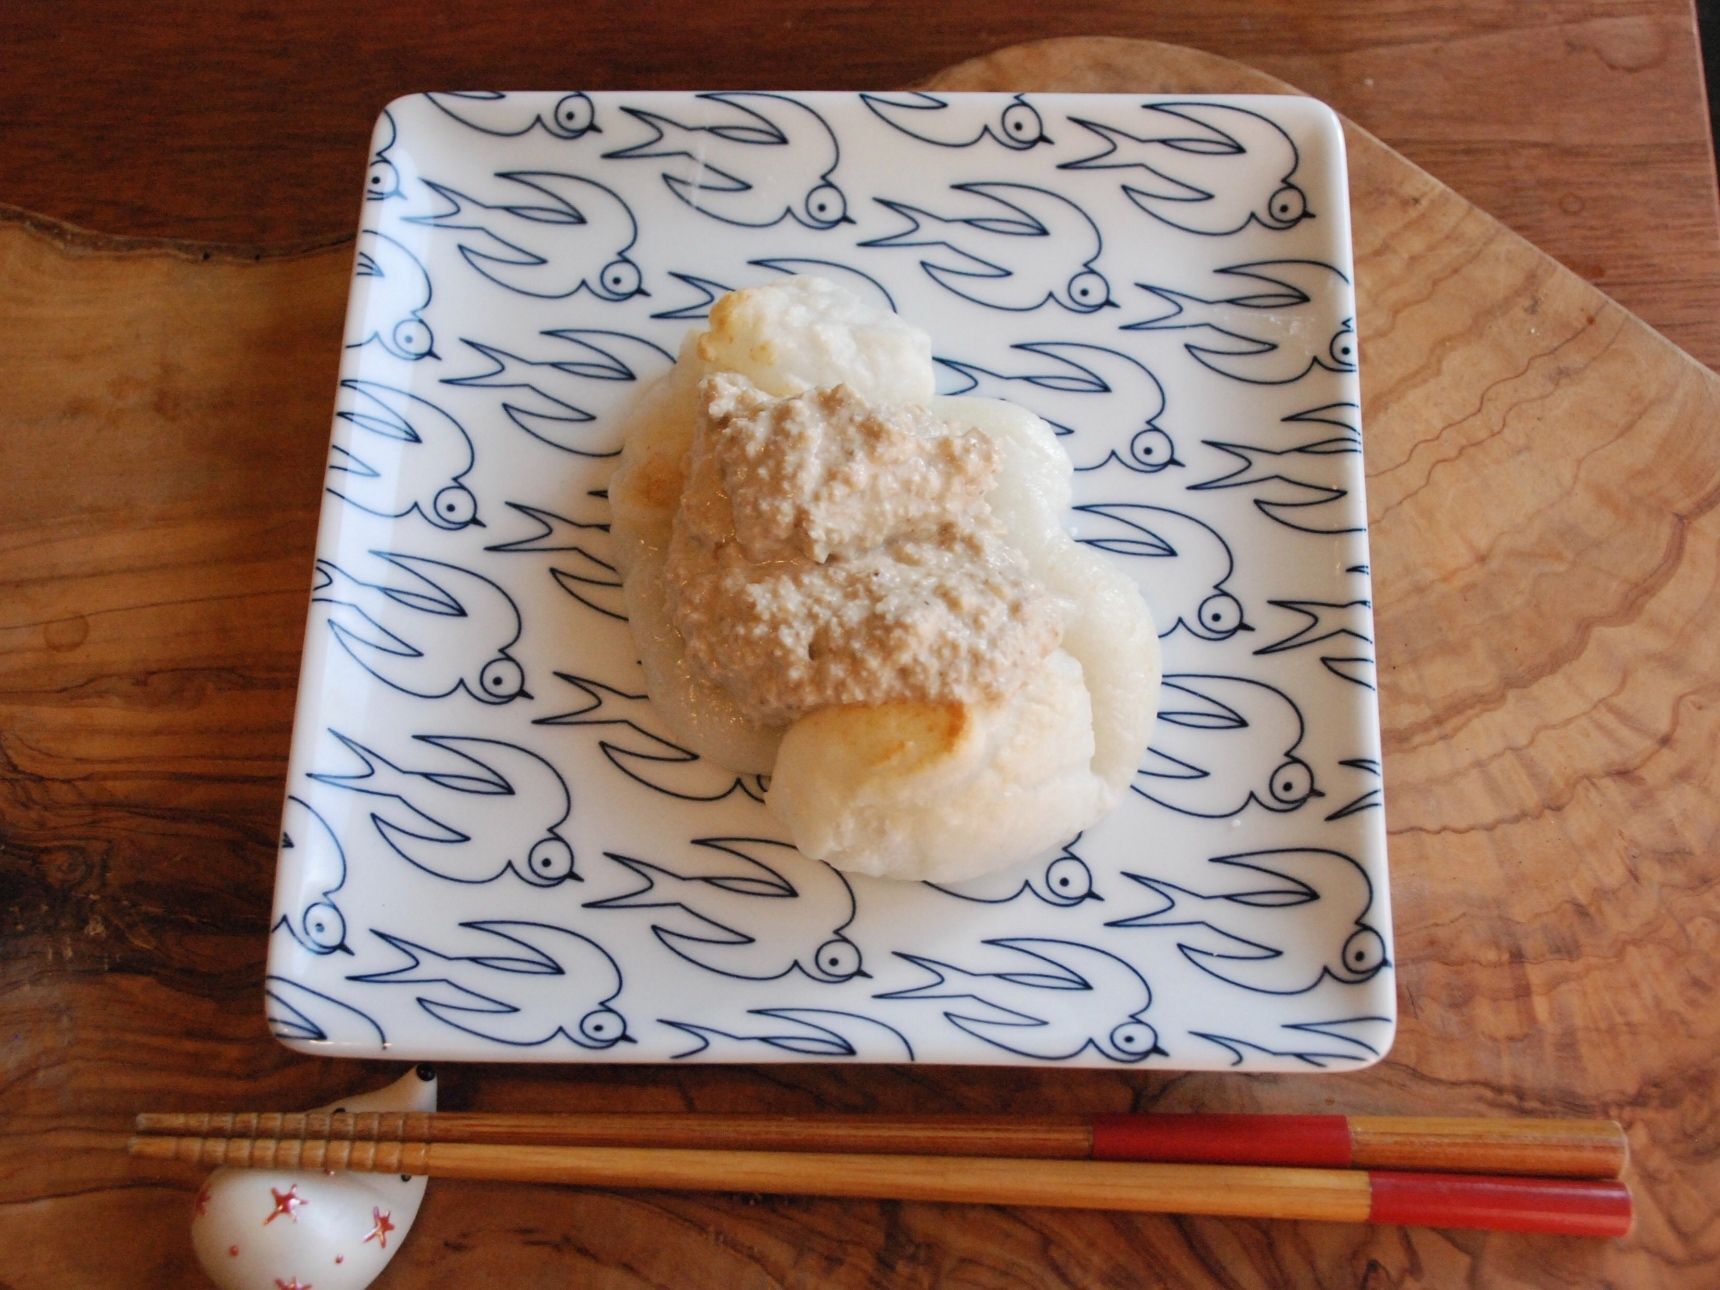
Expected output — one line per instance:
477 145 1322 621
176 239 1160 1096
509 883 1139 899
127 1133 1633 1237
135 1109 1629 1179
1088 1112 1630 1178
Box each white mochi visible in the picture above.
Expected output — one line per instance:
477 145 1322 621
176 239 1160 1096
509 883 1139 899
607 277 1161 880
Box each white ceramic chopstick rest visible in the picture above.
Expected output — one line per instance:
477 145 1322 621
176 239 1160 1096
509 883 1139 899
189 1066 436 1290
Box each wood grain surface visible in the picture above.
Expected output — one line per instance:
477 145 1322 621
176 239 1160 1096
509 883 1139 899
2 0 1717 369
3 33 1719 1290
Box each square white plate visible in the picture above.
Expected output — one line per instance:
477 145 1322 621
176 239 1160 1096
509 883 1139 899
267 90 1393 1071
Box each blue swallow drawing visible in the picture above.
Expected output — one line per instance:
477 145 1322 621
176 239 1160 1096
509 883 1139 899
273 795 350 956
426 91 599 139
266 976 386 1047
549 547 624 620
1137 674 1322 817
345 229 435 361
479 501 625 620
408 171 644 300
310 552 527 704
311 732 577 888
1075 503 1251 641
863 182 1114 313
536 673 769 804
752 257 898 312
485 500 610 554
328 380 480 531
662 1007 916 1061
1192 402 1363 534
1061 102 1310 235
1257 598 1375 689
1123 260 1355 383
649 259 896 323
353 921 631 1048
928 838 1099 907
861 92 1050 150
604 92 850 229
1191 1022 1378 1069
365 108 401 202
1326 756 1384 822
1278 1013 1393 1055
937 342 1177 472
587 838 862 983
650 271 735 321
878 938 1162 1064
441 328 672 455
1110 849 1388 995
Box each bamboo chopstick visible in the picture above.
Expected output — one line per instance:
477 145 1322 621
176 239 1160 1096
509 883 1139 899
133 1110 1630 1179
126 1133 1633 1237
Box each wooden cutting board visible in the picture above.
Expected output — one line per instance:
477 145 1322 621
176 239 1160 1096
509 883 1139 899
3 36 1715 1288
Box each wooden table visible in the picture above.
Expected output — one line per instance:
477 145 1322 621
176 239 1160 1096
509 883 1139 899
3 5 1718 1288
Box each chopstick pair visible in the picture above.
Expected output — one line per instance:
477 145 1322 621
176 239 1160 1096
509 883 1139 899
129 1110 1633 1237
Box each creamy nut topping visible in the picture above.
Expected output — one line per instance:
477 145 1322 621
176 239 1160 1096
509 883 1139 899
665 374 1063 725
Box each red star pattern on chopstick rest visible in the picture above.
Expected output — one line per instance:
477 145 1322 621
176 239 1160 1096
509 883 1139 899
363 1206 396 1249
263 1184 308 1225
192 1186 211 1218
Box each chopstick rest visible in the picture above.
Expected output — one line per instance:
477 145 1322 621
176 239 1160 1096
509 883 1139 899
170 1068 438 1290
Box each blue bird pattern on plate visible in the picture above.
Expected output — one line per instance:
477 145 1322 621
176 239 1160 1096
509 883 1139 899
268 91 1392 1070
